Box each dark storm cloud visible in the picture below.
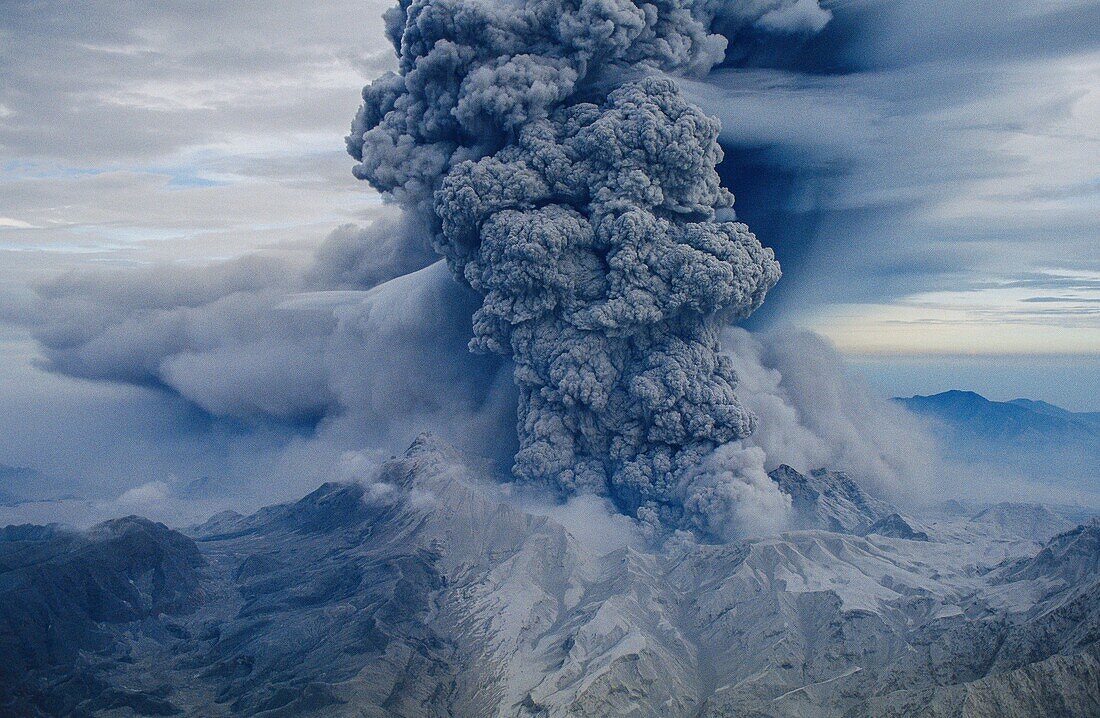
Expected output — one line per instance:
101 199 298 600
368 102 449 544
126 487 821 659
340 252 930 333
3 0 1093 330
682 0 1100 322
5 0 1095 531
16 233 938 531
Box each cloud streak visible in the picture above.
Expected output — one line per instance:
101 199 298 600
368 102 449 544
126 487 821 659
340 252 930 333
680 0 1100 347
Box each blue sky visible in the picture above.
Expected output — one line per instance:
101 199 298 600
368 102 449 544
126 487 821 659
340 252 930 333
0 0 1097 453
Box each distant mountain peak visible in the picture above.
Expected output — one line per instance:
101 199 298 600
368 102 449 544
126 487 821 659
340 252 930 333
894 391 1100 503
902 389 988 404
970 502 1077 542
936 389 985 400
896 390 1098 431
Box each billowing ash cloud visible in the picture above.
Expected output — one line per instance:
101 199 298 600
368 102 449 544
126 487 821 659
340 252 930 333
21 212 509 451
3 254 949 529
348 0 785 532
722 328 937 503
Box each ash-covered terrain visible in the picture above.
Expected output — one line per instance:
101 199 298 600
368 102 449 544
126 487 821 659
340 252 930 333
3 435 1097 718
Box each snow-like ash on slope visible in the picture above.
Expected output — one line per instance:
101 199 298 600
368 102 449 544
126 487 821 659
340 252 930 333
348 0 783 532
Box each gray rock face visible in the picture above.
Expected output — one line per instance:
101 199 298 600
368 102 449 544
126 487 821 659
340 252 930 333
0 516 205 715
2 437 1098 717
866 513 931 542
768 464 894 534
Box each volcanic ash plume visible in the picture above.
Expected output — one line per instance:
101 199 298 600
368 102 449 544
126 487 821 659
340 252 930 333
348 0 782 534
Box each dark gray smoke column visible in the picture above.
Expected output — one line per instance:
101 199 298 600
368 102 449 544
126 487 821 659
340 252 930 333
348 0 781 533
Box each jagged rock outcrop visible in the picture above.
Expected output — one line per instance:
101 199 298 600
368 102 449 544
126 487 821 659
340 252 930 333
768 464 894 534
866 513 931 542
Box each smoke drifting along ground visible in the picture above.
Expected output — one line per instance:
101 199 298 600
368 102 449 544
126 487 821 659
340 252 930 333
348 0 786 533
723 328 937 503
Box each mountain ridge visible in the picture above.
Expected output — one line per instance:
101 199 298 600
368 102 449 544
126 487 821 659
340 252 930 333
896 390 1100 442
1 435 1098 717
894 390 1100 506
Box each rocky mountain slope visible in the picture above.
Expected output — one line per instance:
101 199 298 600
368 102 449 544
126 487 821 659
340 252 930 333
1 436 1098 717
768 464 894 534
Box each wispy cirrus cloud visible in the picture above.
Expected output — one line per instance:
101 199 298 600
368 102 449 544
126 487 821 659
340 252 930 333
682 0 1100 355
811 270 1100 355
0 0 395 286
